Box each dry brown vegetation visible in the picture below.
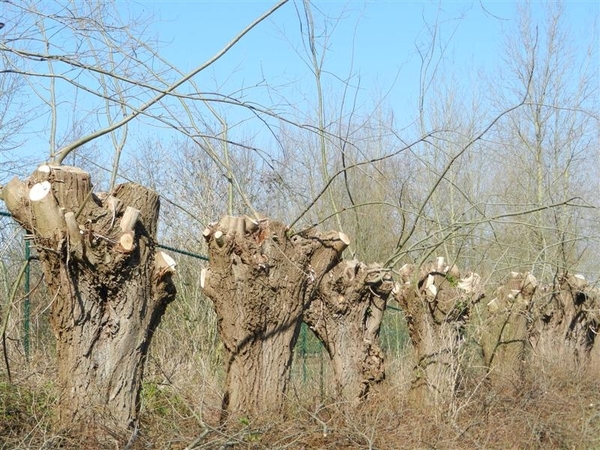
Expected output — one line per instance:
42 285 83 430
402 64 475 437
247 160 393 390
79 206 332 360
2 261 600 449
1 1 598 449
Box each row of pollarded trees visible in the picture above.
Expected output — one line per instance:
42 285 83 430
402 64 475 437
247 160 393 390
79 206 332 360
395 264 599 407
0 0 596 443
0 165 396 432
1 164 598 433
200 214 395 421
202 214 600 420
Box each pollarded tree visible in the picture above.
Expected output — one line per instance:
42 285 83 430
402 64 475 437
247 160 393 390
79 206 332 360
0 0 184 432
394 257 484 406
201 215 348 422
2 165 176 429
304 260 394 402
531 273 600 363
481 272 538 387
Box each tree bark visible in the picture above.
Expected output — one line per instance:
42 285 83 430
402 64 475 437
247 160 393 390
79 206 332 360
394 258 483 406
201 216 347 422
481 272 537 386
531 274 600 363
304 260 393 402
2 165 176 431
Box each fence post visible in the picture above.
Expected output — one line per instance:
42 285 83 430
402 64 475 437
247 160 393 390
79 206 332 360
301 322 307 383
319 340 324 401
23 239 30 360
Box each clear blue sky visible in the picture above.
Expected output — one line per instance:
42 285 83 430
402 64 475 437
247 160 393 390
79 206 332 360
129 0 597 124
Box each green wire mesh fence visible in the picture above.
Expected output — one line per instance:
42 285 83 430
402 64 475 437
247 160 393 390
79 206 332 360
1 209 409 391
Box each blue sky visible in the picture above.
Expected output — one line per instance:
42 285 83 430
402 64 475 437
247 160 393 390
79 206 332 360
0 1 597 178
128 0 597 121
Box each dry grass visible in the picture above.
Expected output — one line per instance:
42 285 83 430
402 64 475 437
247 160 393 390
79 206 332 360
2 329 600 450
2 271 600 449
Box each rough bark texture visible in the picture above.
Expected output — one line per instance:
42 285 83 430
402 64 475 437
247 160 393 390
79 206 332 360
394 258 483 406
481 272 537 386
531 273 599 363
2 165 176 431
304 260 393 402
558 275 600 361
201 216 347 422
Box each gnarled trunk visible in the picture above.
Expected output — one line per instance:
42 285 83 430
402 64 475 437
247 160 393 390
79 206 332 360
201 216 347 422
482 272 537 386
394 258 483 406
2 165 176 431
304 260 393 402
531 274 600 363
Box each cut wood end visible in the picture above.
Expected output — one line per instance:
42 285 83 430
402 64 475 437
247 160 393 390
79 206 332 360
29 181 52 201
200 268 207 289
427 283 437 297
156 251 176 272
214 230 225 247
36 165 51 173
244 216 259 233
436 256 445 270
524 273 538 288
338 232 350 246
487 298 499 313
119 232 135 251
202 228 212 240
120 206 141 233
3 178 28 213
425 274 437 296
457 272 481 293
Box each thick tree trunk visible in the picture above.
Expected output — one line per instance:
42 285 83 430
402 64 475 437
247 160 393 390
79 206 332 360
2 165 176 431
531 274 600 363
201 216 347 422
304 260 393 402
481 272 537 386
394 258 483 406
557 274 599 359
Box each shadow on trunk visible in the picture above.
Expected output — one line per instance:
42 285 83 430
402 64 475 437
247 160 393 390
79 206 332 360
393 257 484 406
201 215 348 423
2 165 176 434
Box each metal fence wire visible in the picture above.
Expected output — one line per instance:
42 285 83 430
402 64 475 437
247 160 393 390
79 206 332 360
1 210 35 366
1 210 409 388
